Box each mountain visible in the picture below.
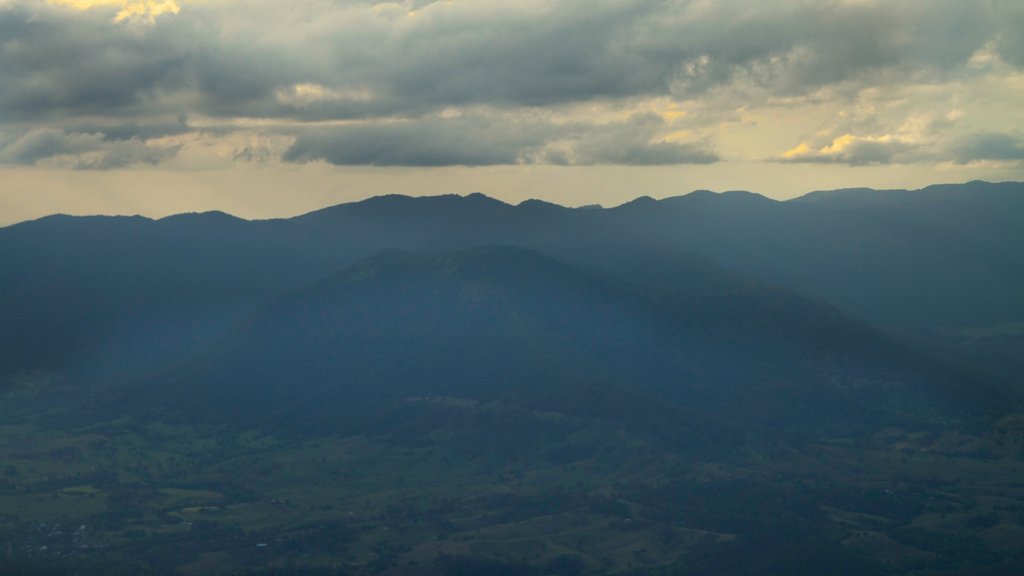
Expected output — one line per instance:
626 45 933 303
2 181 1021 388
2 184 1024 576
0 211 346 378
134 246 975 448
787 181 1024 331
304 183 1024 340
3 182 1021 387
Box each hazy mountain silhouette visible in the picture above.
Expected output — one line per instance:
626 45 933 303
264 181 1024 338
1 181 1020 393
130 246 979 449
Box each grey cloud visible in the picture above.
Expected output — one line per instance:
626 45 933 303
574 141 717 166
947 132 1024 164
283 118 540 167
993 1 1024 67
73 119 192 142
0 128 180 169
377 1 670 108
0 1 1020 169
350 0 999 109
282 112 717 167
211 0 1004 115
0 3 319 122
0 5 191 120
82 140 180 169
660 1 996 98
0 0 1016 123
558 113 718 165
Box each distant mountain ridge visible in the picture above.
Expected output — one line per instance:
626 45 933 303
1 181 1021 391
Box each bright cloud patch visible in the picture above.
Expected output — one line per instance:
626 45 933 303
47 0 180 22
781 134 919 166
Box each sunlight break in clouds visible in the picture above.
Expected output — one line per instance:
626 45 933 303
47 0 180 22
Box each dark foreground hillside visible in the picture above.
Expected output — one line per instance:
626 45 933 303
1 182 1023 575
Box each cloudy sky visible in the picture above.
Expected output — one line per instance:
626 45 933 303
1 0 1023 224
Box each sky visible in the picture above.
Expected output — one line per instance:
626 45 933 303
1 0 1023 224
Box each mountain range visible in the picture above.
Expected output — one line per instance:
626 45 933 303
1 181 1022 575
3 180 1021 383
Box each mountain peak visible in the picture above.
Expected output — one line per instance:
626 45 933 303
615 195 657 209
293 192 511 224
158 210 245 224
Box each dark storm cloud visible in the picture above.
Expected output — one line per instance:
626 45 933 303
0 0 1020 167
